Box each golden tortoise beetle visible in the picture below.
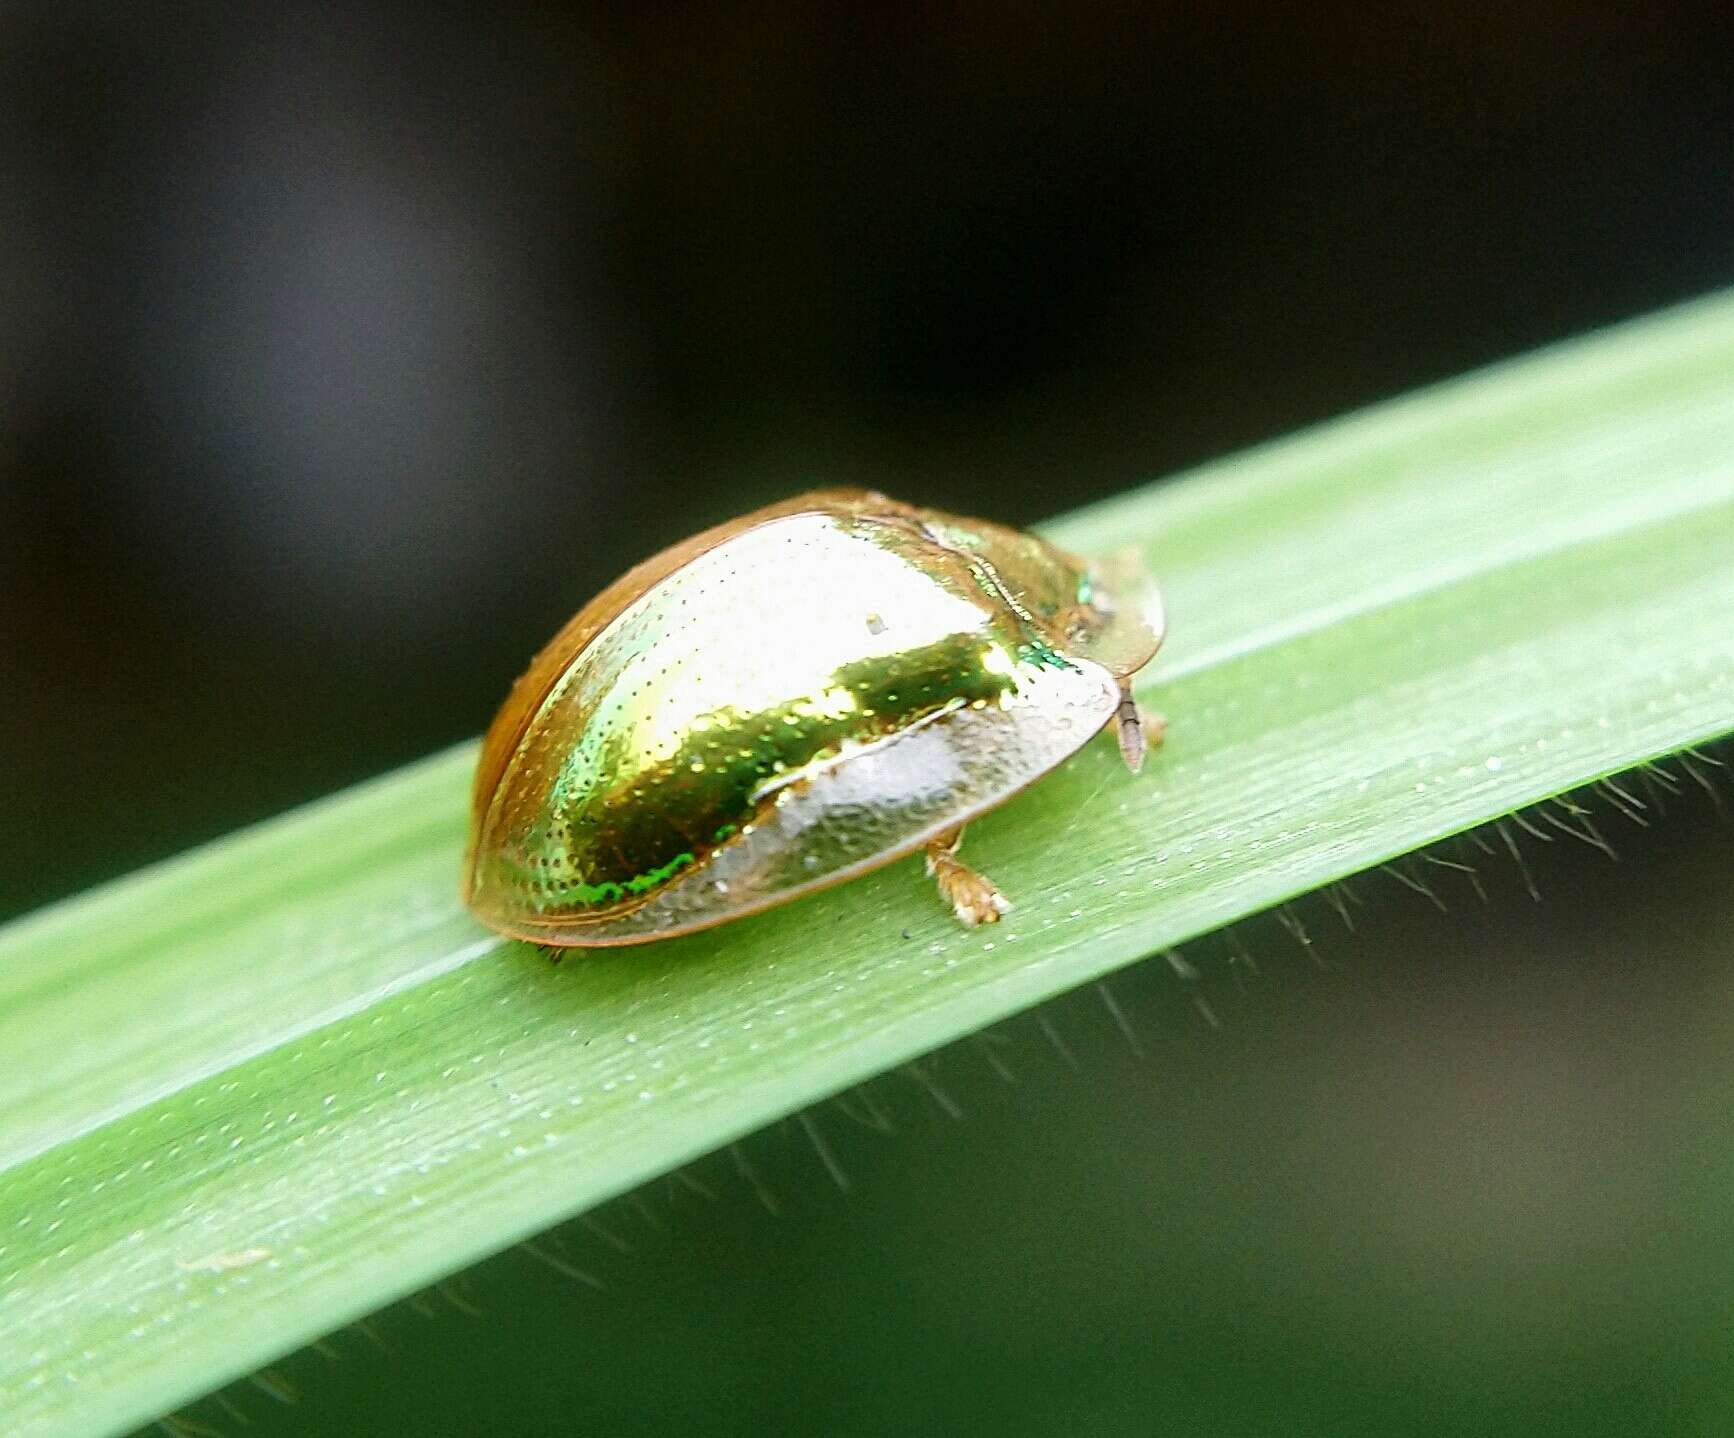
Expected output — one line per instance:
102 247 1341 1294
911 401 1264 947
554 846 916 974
462 488 1164 947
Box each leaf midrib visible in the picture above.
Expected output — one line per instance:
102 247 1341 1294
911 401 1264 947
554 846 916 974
6 292 1734 1438
5 476 1728 1183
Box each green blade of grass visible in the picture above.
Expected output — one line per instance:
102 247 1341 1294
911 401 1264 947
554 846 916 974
4 293 1734 1438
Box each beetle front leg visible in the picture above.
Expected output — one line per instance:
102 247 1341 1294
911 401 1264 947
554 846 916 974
924 825 1010 927
1115 680 1166 774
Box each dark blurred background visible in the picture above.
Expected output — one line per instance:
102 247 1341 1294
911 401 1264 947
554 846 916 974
11 8 1734 1436
3 1 1732 917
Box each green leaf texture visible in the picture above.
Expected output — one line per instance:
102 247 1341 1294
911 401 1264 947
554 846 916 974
3 292 1733 1438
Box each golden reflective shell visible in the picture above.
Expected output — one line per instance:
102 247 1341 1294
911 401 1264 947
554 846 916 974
464 489 1162 946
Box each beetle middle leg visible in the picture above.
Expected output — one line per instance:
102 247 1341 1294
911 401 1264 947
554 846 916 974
1114 680 1166 774
924 825 1010 927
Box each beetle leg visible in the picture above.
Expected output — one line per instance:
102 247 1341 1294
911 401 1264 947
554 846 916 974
924 825 1010 927
1115 681 1166 773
